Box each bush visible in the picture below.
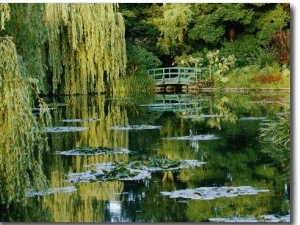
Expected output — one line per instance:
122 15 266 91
251 72 283 83
126 39 162 76
114 74 155 94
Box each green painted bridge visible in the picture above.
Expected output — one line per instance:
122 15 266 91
147 67 204 86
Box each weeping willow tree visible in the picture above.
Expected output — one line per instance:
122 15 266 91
45 3 127 95
0 3 10 30
0 37 51 206
1 4 48 92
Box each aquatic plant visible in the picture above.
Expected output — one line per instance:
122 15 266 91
260 114 290 150
66 159 205 182
161 186 269 200
110 124 161 130
56 146 131 156
259 112 290 173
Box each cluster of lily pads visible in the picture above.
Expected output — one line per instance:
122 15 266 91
61 118 100 123
160 186 269 200
66 158 205 183
44 126 89 133
56 146 131 156
238 116 267 121
27 186 77 197
181 114 224 119
110 125 161 130
163 134 220 141
209 214 290 223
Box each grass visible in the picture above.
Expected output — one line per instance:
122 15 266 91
114 74 156 94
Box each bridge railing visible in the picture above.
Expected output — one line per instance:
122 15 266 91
147 67 204 83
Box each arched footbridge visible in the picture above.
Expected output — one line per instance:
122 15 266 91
147 67 204 86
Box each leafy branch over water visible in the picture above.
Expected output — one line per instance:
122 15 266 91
0 37 51 206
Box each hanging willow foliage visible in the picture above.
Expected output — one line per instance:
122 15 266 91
0 3 10 30
3 4 48 92
0 37 51 206
45 3 127 95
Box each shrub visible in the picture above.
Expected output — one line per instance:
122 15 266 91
251 72 283 83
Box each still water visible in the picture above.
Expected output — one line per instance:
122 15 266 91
6 91 291 222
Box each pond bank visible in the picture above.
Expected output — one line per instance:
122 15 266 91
182 87 290 93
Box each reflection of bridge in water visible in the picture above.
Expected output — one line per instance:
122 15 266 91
140 94 207 112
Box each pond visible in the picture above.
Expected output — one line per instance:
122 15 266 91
2 91 290 222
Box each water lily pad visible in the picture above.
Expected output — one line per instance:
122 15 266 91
163 134 220 141
129 159 205 172
161 186 269 200
182 114 224 119
66 164 151 183
26 186 77 197
44 126 89 133
110 125 161 130
66 159 205 183
56 146 131 155
238 117 267 120
61 118 100 123
209 214 290 223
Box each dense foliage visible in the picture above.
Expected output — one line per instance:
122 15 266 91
0 3 290 94
120 3 290 81
1 3 126 95
0 37 51 206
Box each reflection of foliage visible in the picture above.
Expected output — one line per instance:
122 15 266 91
0 202 54 222
206 96 237 130
186 192 271 222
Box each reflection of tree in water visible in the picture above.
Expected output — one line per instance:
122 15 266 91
24 95 130 222
37 181 124 222
186 191 271 222
43 95 130 181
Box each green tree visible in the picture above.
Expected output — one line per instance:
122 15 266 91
126 39 162 76
154 3 193 56
45 3 126 95
0 36 51 206
1 3 127 95
189 4 254 45
0 4 48 91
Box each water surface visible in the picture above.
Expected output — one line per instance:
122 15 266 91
3 91 291 222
